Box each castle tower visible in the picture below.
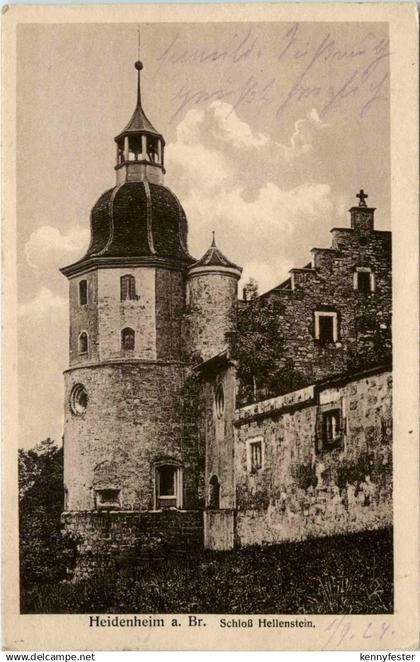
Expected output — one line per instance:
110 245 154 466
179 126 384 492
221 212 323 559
187 233 242 362
60 60 199 522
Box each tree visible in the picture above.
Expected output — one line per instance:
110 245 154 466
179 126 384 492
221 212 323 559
19 439 77 587
242 277 259 301
232 298 305 405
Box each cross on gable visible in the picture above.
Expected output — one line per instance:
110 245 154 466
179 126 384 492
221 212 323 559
356 189 368 207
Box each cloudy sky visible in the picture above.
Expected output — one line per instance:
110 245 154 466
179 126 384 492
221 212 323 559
17 21 390 448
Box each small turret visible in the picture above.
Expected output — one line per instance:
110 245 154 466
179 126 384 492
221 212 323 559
114 60 165 185
187 233 242 362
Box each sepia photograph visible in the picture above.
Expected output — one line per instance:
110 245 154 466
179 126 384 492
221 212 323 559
2 2 418 652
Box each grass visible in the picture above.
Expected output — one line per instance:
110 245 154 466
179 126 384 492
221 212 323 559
21 527 393 614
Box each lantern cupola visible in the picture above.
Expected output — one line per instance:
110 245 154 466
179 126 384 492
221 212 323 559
114 60 165 185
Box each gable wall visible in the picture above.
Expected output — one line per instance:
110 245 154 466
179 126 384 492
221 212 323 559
251 218 391 392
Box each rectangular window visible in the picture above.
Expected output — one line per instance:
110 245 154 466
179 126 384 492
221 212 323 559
314 311 338 343
79 280 87 305
357 271 371 292
353 268 375 293
159 466 176 497
319 315 334 342
320 409 342 451
246 438 264 473
155 465 182 509
95 488 121 508
120 275 137 301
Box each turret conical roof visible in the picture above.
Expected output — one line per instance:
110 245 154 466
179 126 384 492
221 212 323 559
189 233 242 279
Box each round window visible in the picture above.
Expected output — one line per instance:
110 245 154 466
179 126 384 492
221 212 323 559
70 384 88 415
215 384 224 419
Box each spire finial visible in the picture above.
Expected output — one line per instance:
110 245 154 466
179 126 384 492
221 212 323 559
135 26 143 106
211 230 216 247
356 189 368 207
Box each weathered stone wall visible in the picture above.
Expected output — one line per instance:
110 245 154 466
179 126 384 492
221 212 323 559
234 368 392 546
62 510 203 579
198 363 236 510
198 361 237 549
64 361 201 512
155 268 185 361
97 267 156 361
204 510 235 551
69 267 157 366
69 271 99 365
187 273 238 361
250 208 391 392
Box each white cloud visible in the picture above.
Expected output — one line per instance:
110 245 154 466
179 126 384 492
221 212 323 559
276 108 329 161
166 142 231 192
240 260 291 297
24 225 89 271
183 180 333 290
18 287 68 449
19 287 67 318
174 101 269 150
170 102 326 164
166 103 336 293
209 101 269 148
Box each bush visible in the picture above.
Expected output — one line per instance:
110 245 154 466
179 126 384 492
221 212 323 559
295 462 318 490
20 528 393 614
19 439 77 588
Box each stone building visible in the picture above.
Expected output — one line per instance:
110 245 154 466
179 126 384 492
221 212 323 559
61 60 392 566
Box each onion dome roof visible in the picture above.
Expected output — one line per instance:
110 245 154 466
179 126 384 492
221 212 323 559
61 182 194 276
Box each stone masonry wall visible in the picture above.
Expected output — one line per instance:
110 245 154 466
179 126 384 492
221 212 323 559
69 271 99 365
187 273 238 362
97 267 156 362
69 267 157 366
64 361 201 512
62 510 203 579
155 268 185 362
199 363 236 510
234 368 392 546
252 208 391 389
197 361 237 549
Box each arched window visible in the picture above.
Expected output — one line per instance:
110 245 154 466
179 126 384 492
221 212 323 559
120 274 137 301
215 384 224 419
209 475 220 509
79 279 87 305
78 331 88 355
121 327 135 351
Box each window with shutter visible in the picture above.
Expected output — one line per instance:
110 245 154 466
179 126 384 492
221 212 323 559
316 405 343 453
120 275 137 301
246 438 264 473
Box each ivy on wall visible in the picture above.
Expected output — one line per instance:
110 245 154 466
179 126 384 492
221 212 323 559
231 298 305 406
